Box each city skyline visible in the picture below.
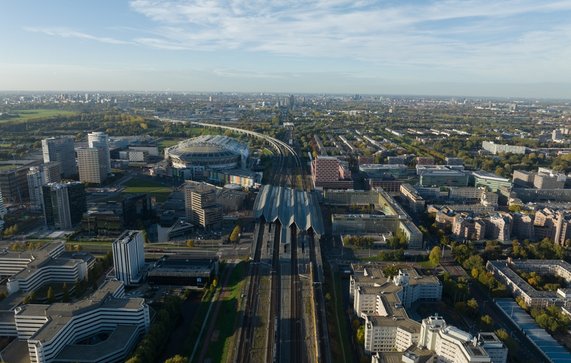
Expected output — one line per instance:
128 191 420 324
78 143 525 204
1 0 571 98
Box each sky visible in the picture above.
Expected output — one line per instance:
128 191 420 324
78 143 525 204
1 0 571 98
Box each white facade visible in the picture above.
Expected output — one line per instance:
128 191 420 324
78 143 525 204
112 230 145 285
419 315 492 363
14 280 150 363
77 147 103 184
87 131 111 176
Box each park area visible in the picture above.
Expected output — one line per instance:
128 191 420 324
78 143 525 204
0 109 78 124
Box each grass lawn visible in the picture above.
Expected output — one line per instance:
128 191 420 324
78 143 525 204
123 177 173 202
0 109 78 124
326 265 353 363
418 260 438 269
202 261 247 363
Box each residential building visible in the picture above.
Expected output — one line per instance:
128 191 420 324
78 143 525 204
452 215 486 241
400 184 425 213
184 182 222 228
42 182 86 229
112 230 146 285
418 315 494 363
533 208 571 244
487 259 571 308
482 141 527 155
77 147 104 184
41 136 77 177
311 156 353 189
485 213 512 241
512 213 534 240
87 131 111 176
350 264 442 355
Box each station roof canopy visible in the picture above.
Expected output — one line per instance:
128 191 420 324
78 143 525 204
253 185 324 235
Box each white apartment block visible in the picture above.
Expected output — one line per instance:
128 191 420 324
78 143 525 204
350 265 442 354
0 243 64 278
419 315 497 363
112 230 145 285
11 280 149 363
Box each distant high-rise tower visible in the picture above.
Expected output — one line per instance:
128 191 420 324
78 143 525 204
42 181 86 229
112 230 145 285
42 136 77 178
87 131 111 177
77 147 104 184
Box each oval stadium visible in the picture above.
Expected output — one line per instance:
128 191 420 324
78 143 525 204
165 135 249 178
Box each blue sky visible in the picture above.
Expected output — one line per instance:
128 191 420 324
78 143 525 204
1 0 571 98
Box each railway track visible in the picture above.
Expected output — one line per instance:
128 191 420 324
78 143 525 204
235 221 265 363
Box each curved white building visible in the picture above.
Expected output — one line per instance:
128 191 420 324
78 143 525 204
14 280 149 363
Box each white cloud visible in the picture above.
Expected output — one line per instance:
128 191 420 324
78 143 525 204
124 0 571 82
24 27 132 45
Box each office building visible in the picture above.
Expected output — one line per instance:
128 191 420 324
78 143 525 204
184 182 222 228
27 167 44 211
147 256 218 287
471 171 512 192
42 182 86 229
360 163 410 179
112 230 146 285
87 131 111 176
482 141 527 155
0 189 6 219
0 165 31 204
9 280 149 363
478 333 509 363
77 147 104 184
42 136 77 178
311 156 353 189
417 165 469 187
27 163 62 211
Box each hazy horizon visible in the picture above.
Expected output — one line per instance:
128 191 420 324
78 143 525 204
2 1 571 99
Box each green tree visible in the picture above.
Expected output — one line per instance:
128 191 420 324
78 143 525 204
429 246 441 266
229 224 241 243
356 325 365 345
164 355 188 363
495 328 509 341
481 315 493 327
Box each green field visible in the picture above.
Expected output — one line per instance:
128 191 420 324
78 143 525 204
123 177 173 202
0 109 78 124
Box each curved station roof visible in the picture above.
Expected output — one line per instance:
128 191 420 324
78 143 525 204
253 185 324 235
